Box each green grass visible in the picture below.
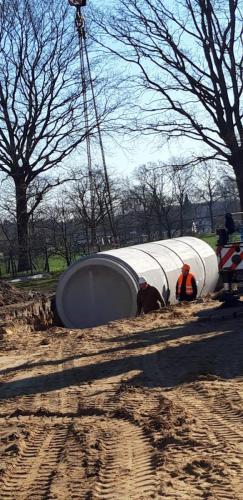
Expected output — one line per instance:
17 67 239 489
0 254 77 280
200 233 217 249
10 255 83 294
48 255 67 272
14 272 62 293
2 253 84 294
200 232 242 250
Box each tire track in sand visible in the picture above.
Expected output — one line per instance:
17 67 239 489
93 419 156 500
0 345 67 417
195 382 243 430
169 387 243 500
7 341 78 417
139 329 243 499
0 425 68 499
40 342 78 415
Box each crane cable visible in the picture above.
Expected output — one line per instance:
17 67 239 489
75 6 117 243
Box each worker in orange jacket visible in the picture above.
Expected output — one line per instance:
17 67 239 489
176 263 197 302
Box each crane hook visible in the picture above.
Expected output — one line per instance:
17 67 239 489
68 0 86 6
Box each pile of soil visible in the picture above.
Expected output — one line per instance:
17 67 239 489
104 296 221 336
0 281 39 307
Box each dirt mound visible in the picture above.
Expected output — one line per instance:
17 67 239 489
0 281 38 307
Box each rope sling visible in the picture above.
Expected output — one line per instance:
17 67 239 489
68 0 117 245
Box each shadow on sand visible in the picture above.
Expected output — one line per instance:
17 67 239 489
0 318 242 401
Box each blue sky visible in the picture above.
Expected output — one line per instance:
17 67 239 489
72 0 208 177
104 135 195 176
86 0 205 176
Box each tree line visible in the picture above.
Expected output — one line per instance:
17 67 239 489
0 161 239 276
0 0 242 271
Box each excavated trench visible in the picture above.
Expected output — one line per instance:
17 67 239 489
0 294 56 338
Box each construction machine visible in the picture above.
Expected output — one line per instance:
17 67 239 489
216 213 243 301
66 0 118 246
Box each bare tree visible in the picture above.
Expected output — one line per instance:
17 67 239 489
45 198 76 267
0 180 18 275
218 171 240 211
193 163 222 232
68 166 119 251
168 159 193 236
0 221 18 276
129 169 154 240
0 0 109 271
94 0 243 207
132 163 174 238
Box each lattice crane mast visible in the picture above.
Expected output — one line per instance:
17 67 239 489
68 0 117 245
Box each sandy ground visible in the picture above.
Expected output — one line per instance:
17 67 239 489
0 298 243 499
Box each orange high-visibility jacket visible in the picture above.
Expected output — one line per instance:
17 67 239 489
177 273 195 296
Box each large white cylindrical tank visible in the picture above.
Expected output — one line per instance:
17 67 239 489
56 236 218 328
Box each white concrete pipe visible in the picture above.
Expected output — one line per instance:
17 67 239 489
56 236 218 329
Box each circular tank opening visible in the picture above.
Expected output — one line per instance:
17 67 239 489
56 258 138 328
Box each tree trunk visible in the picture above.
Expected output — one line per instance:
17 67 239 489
9 250 17 277
85 225 90 254
44 247 50 273
236 175 243 213
144 221 151 240
179 204 184 236
90 224 97 249
155 212 163 238
208 202 214 233
228 154 243 216
64 242 71 267
15 178 30 272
